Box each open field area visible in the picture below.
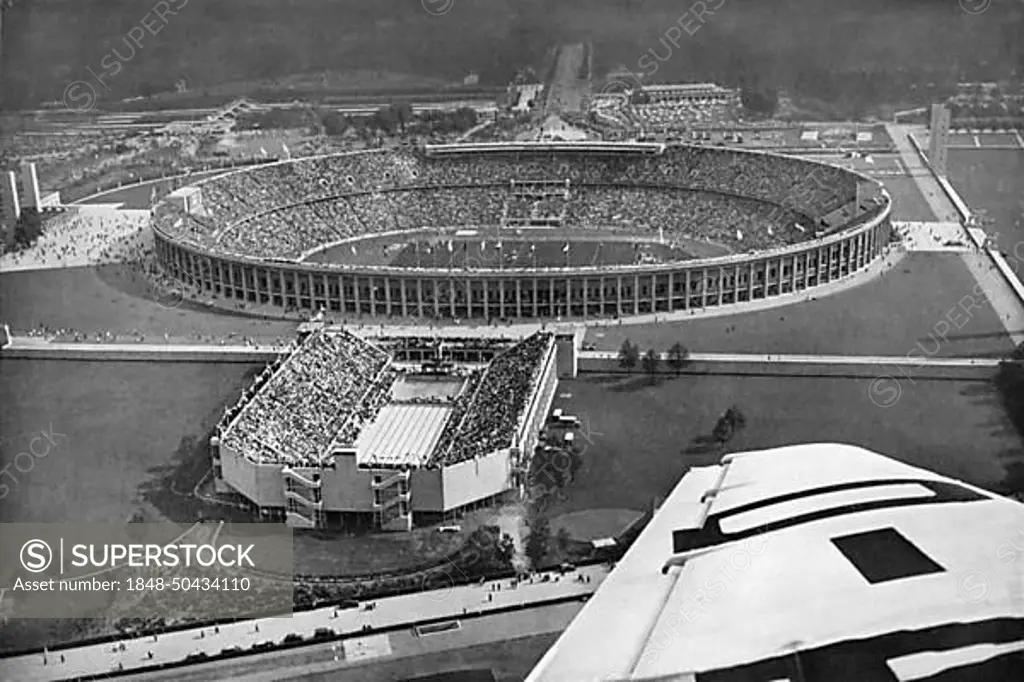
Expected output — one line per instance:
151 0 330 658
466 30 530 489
877 175 936 221
546 373 1021 530
947 148 1024 246
947 132 1024 148
0 265 298 341
585 252 1014 357
0 359 255 524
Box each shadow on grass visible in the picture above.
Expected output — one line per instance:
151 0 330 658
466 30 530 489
605 374 674 392
683 434 724 457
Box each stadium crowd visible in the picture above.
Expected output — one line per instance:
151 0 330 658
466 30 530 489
220 330 391 466
430 332 553 467
153 145 864 261
218 331 552 469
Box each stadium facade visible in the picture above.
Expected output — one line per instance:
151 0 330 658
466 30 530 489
211 329 558 530
152 142 893 321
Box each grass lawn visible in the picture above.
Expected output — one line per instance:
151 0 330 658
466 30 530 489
947 148 1024 247
0 359 257 524
0 265 298 342
879 175 937 221
544 373 1019 527
586 253 1013 357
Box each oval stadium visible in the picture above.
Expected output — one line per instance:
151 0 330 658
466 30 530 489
152 141 893 320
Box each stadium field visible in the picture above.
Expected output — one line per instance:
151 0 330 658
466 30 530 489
585 252 1014 358
305 229 724 268
546 372 1020 532
947 133 1023 148
947 148 1024 246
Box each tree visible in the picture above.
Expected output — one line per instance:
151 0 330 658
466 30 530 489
451 106 478 131
740 84 779 116
712 405 747 445
555 527 572 554
320 110 349 136
374 105 397 133
618 340 639 373
498 533 516 565
712 414 734 444
525 516 551 566
667 342 689 376
725 405 747 433
13 209 43 248
391 102 413 134
642 348 659 375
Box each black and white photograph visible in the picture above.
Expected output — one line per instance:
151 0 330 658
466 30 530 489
0 0 1022 680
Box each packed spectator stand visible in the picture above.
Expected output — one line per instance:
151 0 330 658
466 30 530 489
219 330 391 467
152 144 865 263
218 330 553 470
430 332 553 467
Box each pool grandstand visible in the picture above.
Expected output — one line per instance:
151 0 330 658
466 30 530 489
211 329 558 530
153 141 892 320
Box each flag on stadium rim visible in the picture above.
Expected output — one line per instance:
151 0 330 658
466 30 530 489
447 240 454 252
350 244 357 255
530 243 536 252
736 229 744 241
562 242 570 253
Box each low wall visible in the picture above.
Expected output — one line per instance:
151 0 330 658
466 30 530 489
578 354 998 381
0 343 283 363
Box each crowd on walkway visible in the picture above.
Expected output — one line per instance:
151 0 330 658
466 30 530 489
0 209 152 272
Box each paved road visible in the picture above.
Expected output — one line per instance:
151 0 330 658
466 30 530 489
119 602 579 682
0 565 608 682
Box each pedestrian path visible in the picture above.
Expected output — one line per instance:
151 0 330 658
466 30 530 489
0 565 608 682
895 221 972 252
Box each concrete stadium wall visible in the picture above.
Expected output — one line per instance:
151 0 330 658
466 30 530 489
153 214 890 322
218 443 287 510
441 449 513 511
321 453 375 512
518 344 560 474
411 467 444 511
